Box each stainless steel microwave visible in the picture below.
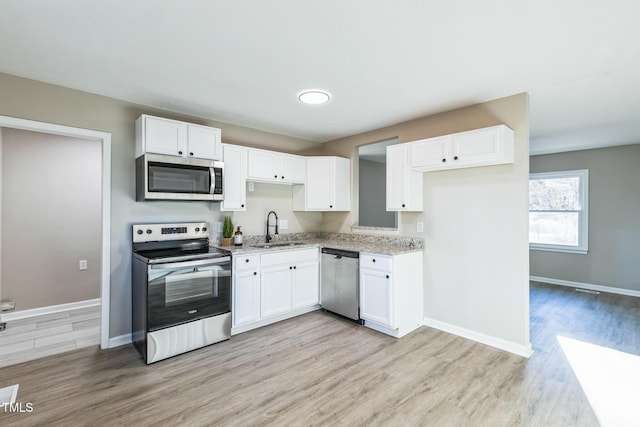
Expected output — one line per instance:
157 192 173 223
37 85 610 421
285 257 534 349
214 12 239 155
136 153 224 201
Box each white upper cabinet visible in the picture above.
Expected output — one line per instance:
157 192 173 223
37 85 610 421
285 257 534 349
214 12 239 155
293 156 350 211
386 144 423 212
221 144 247 211
135 114 222 160
186 123 223 160
409 125 514 172
246 148 306 184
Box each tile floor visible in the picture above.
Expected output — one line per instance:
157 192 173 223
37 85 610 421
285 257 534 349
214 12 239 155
0 306 100 368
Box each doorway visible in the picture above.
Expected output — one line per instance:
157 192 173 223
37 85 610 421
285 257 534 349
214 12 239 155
0 115 111 349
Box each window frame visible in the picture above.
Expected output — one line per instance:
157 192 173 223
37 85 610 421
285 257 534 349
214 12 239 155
529 169 589 254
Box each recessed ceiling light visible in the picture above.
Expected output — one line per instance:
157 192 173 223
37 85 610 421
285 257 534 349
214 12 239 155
298 90 331 105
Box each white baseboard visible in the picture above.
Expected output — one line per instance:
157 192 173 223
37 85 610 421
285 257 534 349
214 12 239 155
423 317 534 358
1 298 101 322
530 276 640 298
109 333 132 348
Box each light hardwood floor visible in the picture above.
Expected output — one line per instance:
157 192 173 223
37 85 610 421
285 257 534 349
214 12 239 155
1 282 639 426
0 306 100 369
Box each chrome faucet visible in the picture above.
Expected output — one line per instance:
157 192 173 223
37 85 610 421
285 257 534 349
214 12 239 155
266 211 279 243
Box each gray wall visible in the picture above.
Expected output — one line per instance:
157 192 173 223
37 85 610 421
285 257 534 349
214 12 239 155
0 72 320 338
530 144 640 292
1 129 102 309
358 159 396 228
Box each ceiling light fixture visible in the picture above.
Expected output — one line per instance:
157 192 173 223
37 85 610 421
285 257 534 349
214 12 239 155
298 90 331 105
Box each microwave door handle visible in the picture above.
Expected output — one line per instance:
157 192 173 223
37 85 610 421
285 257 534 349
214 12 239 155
210 167 215 195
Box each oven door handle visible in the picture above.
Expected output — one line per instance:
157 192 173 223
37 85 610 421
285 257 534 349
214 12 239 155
149 257 230 271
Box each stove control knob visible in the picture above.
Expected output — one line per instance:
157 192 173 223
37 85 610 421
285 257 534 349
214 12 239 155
146 229 152 234
136 230 143 235
202 227 207 232
195 227 200 232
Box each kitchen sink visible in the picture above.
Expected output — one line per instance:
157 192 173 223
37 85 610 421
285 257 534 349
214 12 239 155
250 241 309 249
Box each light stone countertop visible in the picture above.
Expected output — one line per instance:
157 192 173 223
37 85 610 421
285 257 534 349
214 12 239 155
214 233 423 257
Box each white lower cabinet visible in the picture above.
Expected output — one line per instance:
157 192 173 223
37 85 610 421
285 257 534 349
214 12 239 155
359 251 423 338
360 268 393 327
232 255 260 327
232 248 320 334
291 261 320 309
261 265 294 318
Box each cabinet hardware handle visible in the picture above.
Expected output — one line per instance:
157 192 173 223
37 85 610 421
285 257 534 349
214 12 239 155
241 204 245 208
386 275 389 279
245 259 249 263
402 204 406 208
281 176 285 179
189 152 194 156
454 156 459 160
289 266 293 270
178 150 183 155
372 259 376 262
442 158 446 163
293 266 297 269
253 272 257 275
274 175 278 178
329 205 333 208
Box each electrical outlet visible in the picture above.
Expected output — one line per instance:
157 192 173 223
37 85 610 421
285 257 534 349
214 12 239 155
416 221 424 233
248 181 255 192
279 219 289 230
217 221 223 233
79 259 88 271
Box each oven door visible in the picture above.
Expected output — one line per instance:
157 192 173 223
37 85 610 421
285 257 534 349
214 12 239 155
147 256 231 331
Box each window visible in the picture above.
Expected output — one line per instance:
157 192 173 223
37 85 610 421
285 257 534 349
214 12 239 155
529 169 589 254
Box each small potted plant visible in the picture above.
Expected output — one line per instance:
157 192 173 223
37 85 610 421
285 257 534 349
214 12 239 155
221 216 234 247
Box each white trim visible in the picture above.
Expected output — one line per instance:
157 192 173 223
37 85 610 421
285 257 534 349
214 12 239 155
0 115 111 350
423 317 534 358
1 298 100 322
530 276 640 298
109 333 132 348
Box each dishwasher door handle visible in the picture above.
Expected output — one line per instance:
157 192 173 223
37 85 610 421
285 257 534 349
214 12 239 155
334 255 342 259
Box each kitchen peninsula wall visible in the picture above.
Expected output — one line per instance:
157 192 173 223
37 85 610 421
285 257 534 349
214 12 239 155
316 93 532 356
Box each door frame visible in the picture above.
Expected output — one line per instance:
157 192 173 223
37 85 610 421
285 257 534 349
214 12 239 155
0 115 111 349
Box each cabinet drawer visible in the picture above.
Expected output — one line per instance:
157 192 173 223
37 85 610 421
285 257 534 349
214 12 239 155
360 253 392 272
235 254 259 271
261 248 319 267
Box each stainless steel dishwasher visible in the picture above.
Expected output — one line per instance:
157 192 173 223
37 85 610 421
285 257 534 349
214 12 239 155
321 247 363 324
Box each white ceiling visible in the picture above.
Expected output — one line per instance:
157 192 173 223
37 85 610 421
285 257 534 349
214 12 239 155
1 1 639 154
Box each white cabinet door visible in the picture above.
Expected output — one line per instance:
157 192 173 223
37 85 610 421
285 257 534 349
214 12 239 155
386 144 423 212
144 116 186 156
280 154 306 183
221 144 247 211
293 156 350 212
247 149 279 181
451 126 504 167
187 124 222 160
360 268 393 328
305 157 334 210
233 269 260 326
291 261 319 309
409 135 451 171
261 266 293 318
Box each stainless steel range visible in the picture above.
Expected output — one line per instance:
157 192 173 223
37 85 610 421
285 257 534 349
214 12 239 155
131 222 231 364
